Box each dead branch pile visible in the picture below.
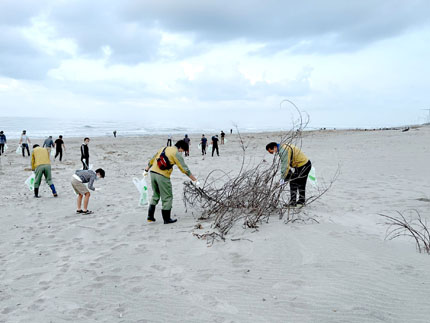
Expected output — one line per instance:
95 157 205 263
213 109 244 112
183 100 337 238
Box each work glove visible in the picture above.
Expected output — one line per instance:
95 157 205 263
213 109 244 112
279 179 285 185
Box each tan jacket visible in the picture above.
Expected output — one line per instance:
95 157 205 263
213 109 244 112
148 146 192 178
279 144 309 178
31 147 51 170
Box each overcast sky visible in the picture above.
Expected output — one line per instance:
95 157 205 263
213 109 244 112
1 0 430 129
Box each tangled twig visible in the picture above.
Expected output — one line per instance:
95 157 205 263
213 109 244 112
184 101 338 239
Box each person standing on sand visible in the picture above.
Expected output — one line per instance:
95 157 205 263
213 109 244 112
71 168 105 214
200 134 207 155
266 142 312 207
81 137 90 170
230 129 233 134
220 131 225 144
211 135 219 157
54 135 66 161
113 130 117 138
145 140 197 224
43 136 55 156
0 131 6 156
167 134 172 146
184 134 191 156
19 130 31 157
31 144 58 198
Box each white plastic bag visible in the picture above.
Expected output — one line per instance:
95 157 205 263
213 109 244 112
16 145 21 155
50 149 55 158
132 176 149 207
25 173 36 191
308 166 318 188
4 144 7 152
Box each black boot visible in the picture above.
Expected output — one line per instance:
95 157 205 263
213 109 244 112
162 209 177 224
34 187 41 198
147 204 156 222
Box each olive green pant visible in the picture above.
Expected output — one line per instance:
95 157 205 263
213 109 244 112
34 164 53 188
150 172 173 210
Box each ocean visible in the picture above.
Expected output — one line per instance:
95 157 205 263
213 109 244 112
0 116 284 140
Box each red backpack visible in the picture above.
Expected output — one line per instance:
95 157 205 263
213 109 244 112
157 147 173 170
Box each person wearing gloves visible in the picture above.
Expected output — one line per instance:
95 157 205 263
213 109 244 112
71 168 105 214
145 140 197 224
31 144 58 198
266 142 312 207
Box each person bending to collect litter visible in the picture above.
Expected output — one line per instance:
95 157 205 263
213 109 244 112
71 168 105 214
145 140 197 224
266 142 312 207
31 144 58 198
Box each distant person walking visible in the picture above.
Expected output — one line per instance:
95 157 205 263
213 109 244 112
184 134 191 157
145 140 197 224
0 131 6 156
72 168 105 214
19 130 31 157
266 142 312 207
43 136 55 155
113 130 117 138
54 135 66 161
31 144 58 198
220 131 225 144
230 129 233 134
81 137 90 170
167 134 172 146
211 135 219 157
200 134 207 155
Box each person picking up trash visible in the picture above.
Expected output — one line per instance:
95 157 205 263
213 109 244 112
71 168 105 214
266 142 312 207
144 140 197 224
31 144 58 198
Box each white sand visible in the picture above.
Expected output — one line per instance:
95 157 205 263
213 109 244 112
1 127 430 322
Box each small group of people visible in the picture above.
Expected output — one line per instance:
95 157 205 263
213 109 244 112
29 135 105 215
200 134 220 156
17 131 66 161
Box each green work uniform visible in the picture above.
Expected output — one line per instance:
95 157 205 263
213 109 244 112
34 164 53 188
150 172 173 210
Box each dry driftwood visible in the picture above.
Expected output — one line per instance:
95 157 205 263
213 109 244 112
184 100 338 238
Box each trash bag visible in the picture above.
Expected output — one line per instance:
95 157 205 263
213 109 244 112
4 144 7 152
16 145 21 155
50 149 55 158
25 173 36 191
308 166 318 188
132 176 149 207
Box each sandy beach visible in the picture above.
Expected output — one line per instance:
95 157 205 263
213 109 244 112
1 127 430 322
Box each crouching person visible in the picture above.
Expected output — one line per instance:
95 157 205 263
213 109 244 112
71 168 105 214
31 144 57 198
145 140 197 224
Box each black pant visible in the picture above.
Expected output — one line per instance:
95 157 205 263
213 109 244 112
202 144 206 155
212 145 219 156
167 139 172 146
0 144 4 155
55 149 63 161
287 160 311 204
81 157 89 170
22 143 30 156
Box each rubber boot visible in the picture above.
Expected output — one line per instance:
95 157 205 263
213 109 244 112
147 204 156 222
162 209 177 224
50 184 58 197
34 187 41 198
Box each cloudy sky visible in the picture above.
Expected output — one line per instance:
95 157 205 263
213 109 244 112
1 0 430 129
